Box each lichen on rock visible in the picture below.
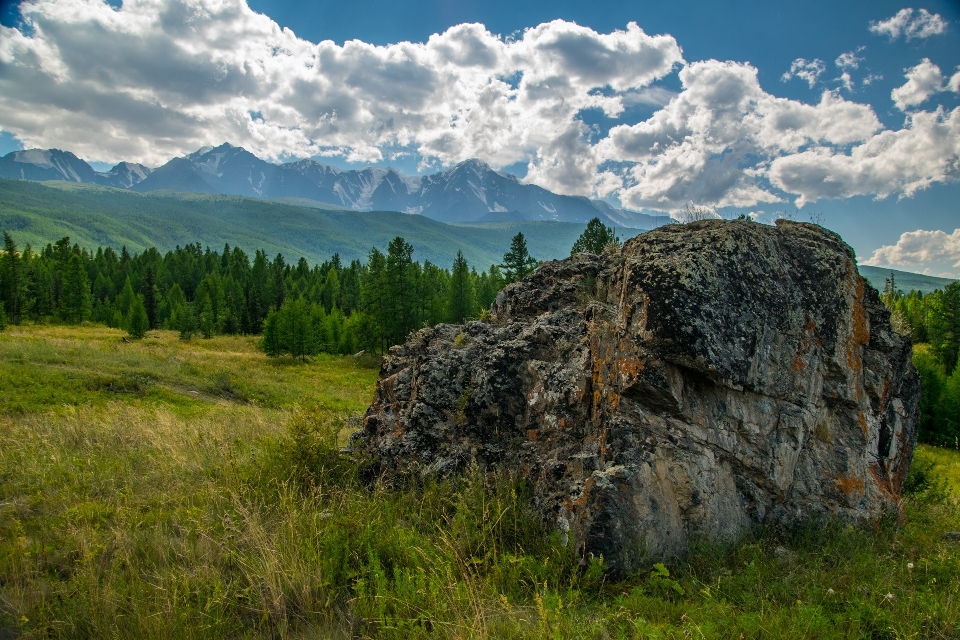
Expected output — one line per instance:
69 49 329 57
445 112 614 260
350 219 920 574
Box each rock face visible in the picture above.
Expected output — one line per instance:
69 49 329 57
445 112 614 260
351 220 920 573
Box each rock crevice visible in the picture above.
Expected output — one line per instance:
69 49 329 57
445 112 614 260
351 220 920 573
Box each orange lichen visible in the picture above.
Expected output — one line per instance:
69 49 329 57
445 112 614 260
792 354 806 371
867 464 895 498
834 473 865 496
527 429 538 441
858 413 868 437
845 267 870 392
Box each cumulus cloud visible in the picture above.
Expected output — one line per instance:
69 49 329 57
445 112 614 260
601 60 882 210
768 107 960 206
0 0 683 181
863 228 960 273
781 58 826 88
835 48 864 71
891 58 957 110
869 8 948 40
0 0 958 220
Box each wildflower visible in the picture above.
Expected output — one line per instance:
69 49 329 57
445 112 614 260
884 593 895 602
827 588 835 595
907 562 914 570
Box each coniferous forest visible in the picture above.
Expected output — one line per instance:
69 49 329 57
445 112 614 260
0 230 521 357
3 226 960 447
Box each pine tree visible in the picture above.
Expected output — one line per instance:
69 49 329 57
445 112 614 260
500 232 538 283
385 237 415 347
448 250 475 323
128 295 149 339
144 267 159 329
1 232 22 324
60 253 92 324
571 217 620 255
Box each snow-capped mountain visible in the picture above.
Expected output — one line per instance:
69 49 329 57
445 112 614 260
0 149 153 189
0 143 661 228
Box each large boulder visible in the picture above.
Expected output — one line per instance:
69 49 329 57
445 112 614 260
350 220 920 574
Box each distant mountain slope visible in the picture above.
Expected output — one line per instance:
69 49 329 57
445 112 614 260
0 143 659 228
0 178 595 267
858 265 956 295
0 149 153 189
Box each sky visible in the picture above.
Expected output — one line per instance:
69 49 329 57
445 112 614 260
0 0 959 275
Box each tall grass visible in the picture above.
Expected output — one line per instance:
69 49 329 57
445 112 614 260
2 325 959 638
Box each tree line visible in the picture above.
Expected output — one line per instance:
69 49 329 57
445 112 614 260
0 229 551 358
881 274 960 448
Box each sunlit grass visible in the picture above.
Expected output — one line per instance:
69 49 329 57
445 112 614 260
1 324 959 639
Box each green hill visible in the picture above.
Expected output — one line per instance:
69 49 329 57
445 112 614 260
0 178 591 267
858 265 956 295
3 179 955 296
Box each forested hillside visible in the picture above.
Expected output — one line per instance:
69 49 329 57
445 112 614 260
881 274 960 447
0 178 588 267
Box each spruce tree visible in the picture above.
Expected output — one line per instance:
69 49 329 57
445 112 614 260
1 232 22 324
61 253 92 324
571 217 620 255
128 295 149 339
448 250 475 323
385 237 415 347
500 232 538 283
144 267 159 329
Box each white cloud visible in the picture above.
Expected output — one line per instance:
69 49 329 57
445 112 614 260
781 58 826 88
768 107 960 206
0 0 683 175
835 48 864 71
863 228 960 274
601 60 882 211
891 58 953 110
0 0 958 222
838 72 855 92
863 73 883 86
869 8 948 40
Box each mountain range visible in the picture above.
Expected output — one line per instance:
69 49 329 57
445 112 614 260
0 144 665 228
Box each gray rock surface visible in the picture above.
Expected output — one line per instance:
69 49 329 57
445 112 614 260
350 219 920 573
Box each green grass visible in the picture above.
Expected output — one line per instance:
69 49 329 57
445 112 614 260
2 325 959 639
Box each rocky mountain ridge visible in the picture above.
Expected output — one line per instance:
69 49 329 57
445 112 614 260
351 219 920 573
0 143 662 228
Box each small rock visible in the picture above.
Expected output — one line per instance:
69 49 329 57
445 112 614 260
943 531 960 541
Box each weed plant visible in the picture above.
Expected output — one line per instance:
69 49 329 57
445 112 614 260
1 325 959 638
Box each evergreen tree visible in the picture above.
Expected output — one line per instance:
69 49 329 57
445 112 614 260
60 253 92 324
116 276 135 319
0 301 7 331
571 217 620 255
144 267 159 329
128 295 149 339
320 268 341 313
448 250 475 323
385 237 415 347
1 232 23 324
500 232 538 283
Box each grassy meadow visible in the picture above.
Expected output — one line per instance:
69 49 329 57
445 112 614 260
2 325 960 639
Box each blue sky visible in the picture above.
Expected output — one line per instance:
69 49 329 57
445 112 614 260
0 0 959 275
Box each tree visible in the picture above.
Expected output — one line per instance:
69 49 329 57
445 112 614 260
128 295 149 339
571 217 620 255
448 250 475 323
1 232 23 324
500 232 538 284
60 253 92 324
144 267 159 329
385 237 415 347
